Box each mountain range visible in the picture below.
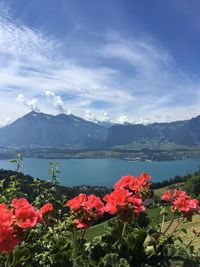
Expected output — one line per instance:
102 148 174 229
0 111 107 148
0 111 200 149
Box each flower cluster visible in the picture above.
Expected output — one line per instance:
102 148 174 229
0 198 53 253
1 171 199 258
37 203 53 224
103 173 151 220
66 173 151 227
114 173 152 198
162 189 199 214
66 194 105 229
103 189 145 216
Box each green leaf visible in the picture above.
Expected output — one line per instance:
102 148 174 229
101 253 130 267
180 228 187 234
118 258 130 267
10 160 17 163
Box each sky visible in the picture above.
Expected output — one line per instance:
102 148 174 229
0 0 200 126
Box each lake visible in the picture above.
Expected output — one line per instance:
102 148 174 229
0 158 200 187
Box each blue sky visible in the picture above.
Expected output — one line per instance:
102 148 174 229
0 0 200 125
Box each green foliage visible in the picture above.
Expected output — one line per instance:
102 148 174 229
48 161 60 185
10 153 23 172
184 170 200 199
22 221 73 267
31 178 67 219
0 154 26 203
100 253 130 267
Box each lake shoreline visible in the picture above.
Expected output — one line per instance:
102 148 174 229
1 154 200 162
1 147 200 162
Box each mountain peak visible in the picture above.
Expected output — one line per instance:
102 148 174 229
24 111 54 120
0 111 108 148
26 111 43 117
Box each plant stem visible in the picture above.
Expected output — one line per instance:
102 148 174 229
162 213 175 236
122 222 127 238
161 214 166 233
170 217 184 236
131 214 135 224
5 253 12 267
72 227 78 257
186 236 196 248
79 228 86 253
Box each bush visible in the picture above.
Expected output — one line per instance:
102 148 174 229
0 170 200 266
184 170 200 199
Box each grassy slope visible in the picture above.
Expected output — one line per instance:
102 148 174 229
86 221 109 241
153 182 184 196
161 215 200 249
176 215 200 248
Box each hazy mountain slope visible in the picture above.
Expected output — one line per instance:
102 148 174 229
104 116 200 147
0 111 107 148
104 124 158 147
0 112 200 149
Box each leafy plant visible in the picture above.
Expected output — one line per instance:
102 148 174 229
0 168 199 266
48 161 60 185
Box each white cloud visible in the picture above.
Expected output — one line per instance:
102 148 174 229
102 32 173 76
85 110 98 122
0 10 134 116
115 115 129 124
101 112 110 122
44 90 67 113
0 8 54 59
16 94 40 112
16 94 25 103
0 118 12 127
84 110 112 123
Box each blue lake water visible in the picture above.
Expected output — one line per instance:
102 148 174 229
0 158 199 187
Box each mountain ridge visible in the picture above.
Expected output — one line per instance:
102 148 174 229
0 111 107 148
0 111 200 149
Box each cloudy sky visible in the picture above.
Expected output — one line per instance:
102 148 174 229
0 0 200 126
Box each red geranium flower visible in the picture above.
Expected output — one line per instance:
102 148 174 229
66 194 105 228
173 196 191 212
83 194 105 216
74 219 88 229
103 189 145 216
188 198 199 210
128 195 145 214
66 193 87 211
37 203 53 224
114 173 152 198
0 204 21 253
161 190 171 201
39 203 53 215
0 199 53 253
114 175 135 191
173 189 186 198
161 189 199 214
103 189 131 215
12 198 38 228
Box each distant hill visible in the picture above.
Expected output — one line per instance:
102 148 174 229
0 111 107 148
0 112 200 149
104 116 200 148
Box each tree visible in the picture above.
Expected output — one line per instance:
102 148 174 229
184 170 200 199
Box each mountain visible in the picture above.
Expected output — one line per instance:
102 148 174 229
0 112 200 149
104 116 200 148
0 111 107 148
104 124 157 147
